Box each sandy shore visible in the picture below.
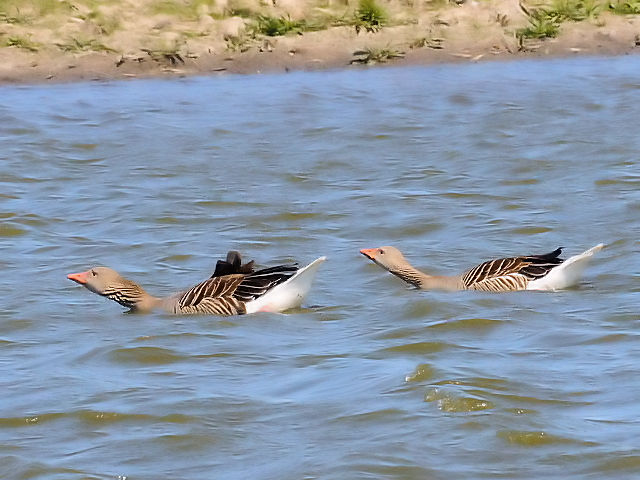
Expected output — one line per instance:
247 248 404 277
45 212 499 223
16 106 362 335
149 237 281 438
1 0 639 85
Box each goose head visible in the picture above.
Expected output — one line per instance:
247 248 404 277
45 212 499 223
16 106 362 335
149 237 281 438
67 267 126 295
67 266 150 310
360 246 408 272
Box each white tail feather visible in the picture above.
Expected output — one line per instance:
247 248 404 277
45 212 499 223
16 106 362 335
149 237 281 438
245 256 326 313
527 244 604 291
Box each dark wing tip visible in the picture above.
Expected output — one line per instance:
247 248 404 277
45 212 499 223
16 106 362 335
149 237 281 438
239 260 255 274
533 247 563 261
211 251 256 278
226 250 241 267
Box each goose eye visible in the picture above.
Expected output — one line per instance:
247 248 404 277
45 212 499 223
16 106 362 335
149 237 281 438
91 270 97 277
378 249 385 255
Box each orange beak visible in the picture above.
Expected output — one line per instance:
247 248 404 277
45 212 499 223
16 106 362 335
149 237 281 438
67 271 89 284
360 248 378 260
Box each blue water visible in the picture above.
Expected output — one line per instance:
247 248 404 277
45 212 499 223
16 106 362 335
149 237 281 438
0 55 639 479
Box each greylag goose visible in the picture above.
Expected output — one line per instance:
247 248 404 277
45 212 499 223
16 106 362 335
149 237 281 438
360 244 604 292
68 252 326 314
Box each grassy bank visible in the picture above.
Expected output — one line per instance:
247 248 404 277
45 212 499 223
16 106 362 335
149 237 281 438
1 0 639 83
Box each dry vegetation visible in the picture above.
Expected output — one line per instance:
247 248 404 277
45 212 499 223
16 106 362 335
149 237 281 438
0 0 639 83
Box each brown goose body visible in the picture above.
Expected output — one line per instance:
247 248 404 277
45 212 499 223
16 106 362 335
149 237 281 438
360 244 603 292
68 251 325 315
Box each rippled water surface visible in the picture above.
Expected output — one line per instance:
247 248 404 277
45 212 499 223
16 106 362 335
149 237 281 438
1 56 639 479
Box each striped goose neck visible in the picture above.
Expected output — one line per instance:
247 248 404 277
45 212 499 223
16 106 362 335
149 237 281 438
100 279 156 311
388 263 462 290
388 264 430 289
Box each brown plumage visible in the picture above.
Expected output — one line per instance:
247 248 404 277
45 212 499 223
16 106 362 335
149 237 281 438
174 263 299 314
460 248 563 291
68 251 302 315
359 245 602 292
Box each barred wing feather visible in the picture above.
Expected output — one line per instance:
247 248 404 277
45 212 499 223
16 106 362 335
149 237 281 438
178 275 245 310
233 265 299 302
462 248 564 291
176 265 299 314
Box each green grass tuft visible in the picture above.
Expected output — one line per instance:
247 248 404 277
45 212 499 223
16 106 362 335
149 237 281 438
0 9 31 25
225 34 253 52
141 46 186 65
250 14 307 36
517 11 560 39
353 0 387 33
351 46 404 64
549 0 601 20
608 0 640 13
516 0 607 42
5 35 40 51
55 36 116 53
